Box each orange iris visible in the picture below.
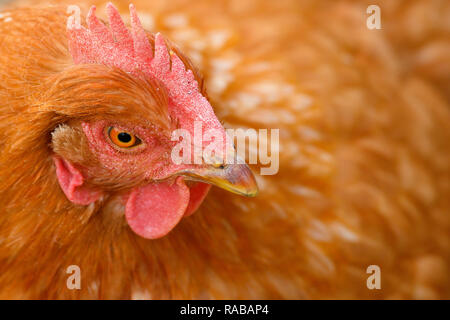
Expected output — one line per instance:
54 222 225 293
107 127 140 148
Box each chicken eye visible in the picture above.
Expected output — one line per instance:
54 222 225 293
107 127 141 148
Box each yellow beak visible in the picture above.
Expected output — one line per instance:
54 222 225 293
180 163 259 197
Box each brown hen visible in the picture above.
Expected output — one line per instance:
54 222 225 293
0 0 449 299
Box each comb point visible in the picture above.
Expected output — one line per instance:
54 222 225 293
106 2 133 54
153 33 171 75
129 3 153 61
87 6 108 35
86 5 96 22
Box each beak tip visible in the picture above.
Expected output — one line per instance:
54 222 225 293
238 166 259 197
246 189 259 197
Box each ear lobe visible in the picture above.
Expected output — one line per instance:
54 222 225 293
53 156 102 205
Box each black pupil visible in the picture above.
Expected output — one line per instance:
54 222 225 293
118 132 132 143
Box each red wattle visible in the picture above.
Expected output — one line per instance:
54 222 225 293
184 182 211 216
125 177 190 239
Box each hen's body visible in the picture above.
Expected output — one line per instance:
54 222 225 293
0 0 449 299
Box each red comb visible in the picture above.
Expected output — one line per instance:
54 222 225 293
67 3 230 160
67 3 192 86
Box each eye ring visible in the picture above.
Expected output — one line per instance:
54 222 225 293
107 126 142 149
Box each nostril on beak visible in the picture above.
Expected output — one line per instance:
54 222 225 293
202 154 225 168
212 162 225 169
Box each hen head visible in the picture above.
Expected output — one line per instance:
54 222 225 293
49 3 258 239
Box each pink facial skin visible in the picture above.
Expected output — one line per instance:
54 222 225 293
53 120 211 239
53 155 103 205
81 120 173 178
